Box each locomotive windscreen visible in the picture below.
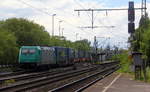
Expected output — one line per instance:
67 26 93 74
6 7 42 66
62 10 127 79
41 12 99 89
21 49 36 54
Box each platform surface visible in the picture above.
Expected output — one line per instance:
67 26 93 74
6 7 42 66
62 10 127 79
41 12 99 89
83 73 150 92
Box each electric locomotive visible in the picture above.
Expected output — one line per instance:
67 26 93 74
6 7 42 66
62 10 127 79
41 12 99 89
19 46 56 68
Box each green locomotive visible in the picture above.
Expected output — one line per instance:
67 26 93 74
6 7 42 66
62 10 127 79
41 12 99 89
19 46 56 68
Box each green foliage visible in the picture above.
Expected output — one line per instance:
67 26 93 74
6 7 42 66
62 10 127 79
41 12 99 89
0 28 18 64
115 50 132 73
131 14 150 66
1 18 50 46
129 14 150 82
73 39 91 51
49 36 73 47
145 67 150 82
49 36 91 51
4 79 15 86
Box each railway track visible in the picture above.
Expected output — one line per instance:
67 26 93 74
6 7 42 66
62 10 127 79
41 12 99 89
0 66 74 85
50 65 120 92
0 70 27 78
0 61 119 92
0 65 100 92
0 62 92 80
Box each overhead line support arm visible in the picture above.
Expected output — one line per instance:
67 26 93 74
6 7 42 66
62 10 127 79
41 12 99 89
75 8 146 11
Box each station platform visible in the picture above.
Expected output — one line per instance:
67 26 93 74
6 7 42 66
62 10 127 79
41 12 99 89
83 73 150 92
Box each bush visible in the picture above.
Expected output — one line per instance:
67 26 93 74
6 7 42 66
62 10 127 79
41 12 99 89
115 51 132 73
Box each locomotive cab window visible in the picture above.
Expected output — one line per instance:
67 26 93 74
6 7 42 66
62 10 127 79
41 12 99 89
21 49 28 54
21 49 36 54
29 49 36 54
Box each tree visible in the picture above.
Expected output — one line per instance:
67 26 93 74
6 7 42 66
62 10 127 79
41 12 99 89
1 18 50 46
74 39 91 51
0 28 18 64
132 13 150 66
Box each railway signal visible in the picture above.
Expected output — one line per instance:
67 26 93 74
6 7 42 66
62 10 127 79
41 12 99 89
128 1 135 34
128 22 135 33
128 1 135 22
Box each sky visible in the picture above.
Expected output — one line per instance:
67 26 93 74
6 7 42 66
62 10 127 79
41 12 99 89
0 0 150 49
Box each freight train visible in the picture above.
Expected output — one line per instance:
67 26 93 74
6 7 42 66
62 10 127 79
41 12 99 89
18 46 92 69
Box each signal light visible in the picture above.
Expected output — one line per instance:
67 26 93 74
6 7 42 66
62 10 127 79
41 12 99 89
128 1 135 22
128 23 135 33
128 9 135 22
129 1 134 9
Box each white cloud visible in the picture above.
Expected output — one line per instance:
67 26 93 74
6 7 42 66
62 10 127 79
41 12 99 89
0 0 28 9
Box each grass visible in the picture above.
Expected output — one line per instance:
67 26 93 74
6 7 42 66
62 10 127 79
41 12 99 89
146 67 150 82
138 67 150 82
3 79 15 86
112 51 132 73
0 67 13 72
0 66 20 72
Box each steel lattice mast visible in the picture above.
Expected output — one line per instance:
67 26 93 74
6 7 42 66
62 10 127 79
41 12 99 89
141 0 147 17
